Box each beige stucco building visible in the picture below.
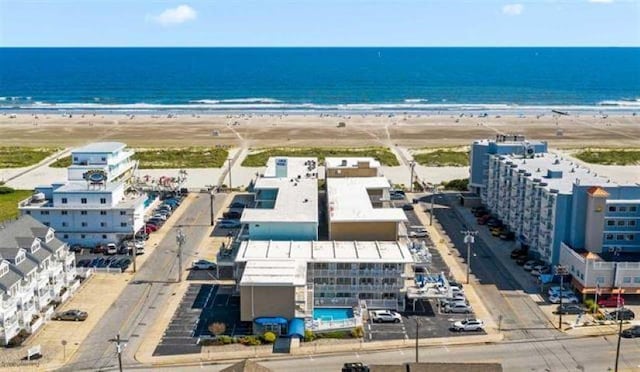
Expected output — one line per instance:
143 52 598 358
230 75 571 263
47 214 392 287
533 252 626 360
325 157 380 178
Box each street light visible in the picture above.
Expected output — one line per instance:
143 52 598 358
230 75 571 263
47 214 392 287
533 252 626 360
429 185 440 226
409 160 416 192
462 230 478 284
176 228 186 282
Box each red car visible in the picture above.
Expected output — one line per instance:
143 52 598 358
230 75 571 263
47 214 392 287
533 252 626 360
598 296 624 308
145 224 159 232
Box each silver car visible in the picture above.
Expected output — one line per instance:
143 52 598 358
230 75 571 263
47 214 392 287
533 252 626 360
444 302 473 314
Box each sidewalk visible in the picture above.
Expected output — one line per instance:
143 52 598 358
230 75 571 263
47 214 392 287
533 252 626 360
410 197 500 335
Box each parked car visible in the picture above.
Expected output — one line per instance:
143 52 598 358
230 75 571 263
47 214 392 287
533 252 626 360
93 244 106 254
69 244 82 253
159 204 172 211
555 304 585 315
145 224 159 232
223 211 242 219
52 309 88 321
549 293 579 304
105 243 118 255
548 285 571 297
597 296 624 308
402 204 414 211
147 218 164 227
523 260 541 271
487 220 503 228
192 259 216 270
230 202 246 209
390 193 405 201
409 228 429 238
531 265 551 276
152 214 167 221
515 256 528 266
217 219 241 228
76 259 91 267
451 318 485 332
444 302 473 314
370 310 402 323
477 215 491 225
621 325 640 338
608 308 635 321
439 298 468 308
500 231 516 241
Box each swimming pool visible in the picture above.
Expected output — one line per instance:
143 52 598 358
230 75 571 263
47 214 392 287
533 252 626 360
313 307 354 321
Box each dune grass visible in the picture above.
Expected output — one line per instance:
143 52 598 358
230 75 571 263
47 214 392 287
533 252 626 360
574 149 640 166
241 147 399 167
0 147 60 168
0 188 33 222
51 147 229 169
413 150 469 167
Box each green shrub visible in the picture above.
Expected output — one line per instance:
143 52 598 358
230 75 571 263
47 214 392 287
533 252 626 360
315 330 349 339
413 150 469 167
350 326 364 338
0 186 15 195
217 335 235 344
441 178 469 191
0 147 60 168
262 331 277 343
239 336 262 346
304 329 315 342
584 299 598 313
574 149 640 166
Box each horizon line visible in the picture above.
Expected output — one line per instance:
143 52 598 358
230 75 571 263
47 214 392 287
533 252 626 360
2 45 640 49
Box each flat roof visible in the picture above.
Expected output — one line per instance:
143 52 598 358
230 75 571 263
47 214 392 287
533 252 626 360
325 157 381 169
239 259 307 286
242 157 318 223
327 177 407 223
236 240 414 263
496 153 615 194
72 142 126 154
53 181 123 193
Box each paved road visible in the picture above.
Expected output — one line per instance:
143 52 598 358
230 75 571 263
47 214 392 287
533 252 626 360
427 193 558 341
135 335 640 372
61 193 226 371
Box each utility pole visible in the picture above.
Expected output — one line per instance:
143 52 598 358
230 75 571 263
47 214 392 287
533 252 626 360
131 213 139 273
108 333 127 372
429 185 439 226
409 160 416 192
555 265 568 330
209 188 216 226
415 319 419 363
462 230 478 284
615 308 623 372
227 159 233 189
176 228 186 282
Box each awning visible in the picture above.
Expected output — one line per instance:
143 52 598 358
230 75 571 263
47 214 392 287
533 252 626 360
254 317 288 326
287 318 305 338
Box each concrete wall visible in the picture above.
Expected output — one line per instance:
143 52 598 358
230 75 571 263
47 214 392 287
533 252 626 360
329 221 397 241
585 193 607 252
240 285 296 322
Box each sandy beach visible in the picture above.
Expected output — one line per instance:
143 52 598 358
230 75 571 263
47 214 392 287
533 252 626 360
1 112 639 148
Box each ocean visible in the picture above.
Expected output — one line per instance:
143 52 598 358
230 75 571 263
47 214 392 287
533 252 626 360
0 47 639 113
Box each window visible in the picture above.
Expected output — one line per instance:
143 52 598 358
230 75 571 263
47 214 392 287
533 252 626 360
102 234 107 239
627 234 635 241
623 277 632 284
25 211 31 215
120 222 127 227
63 234 68 239
0 265 9 277
606 234 614 241
100 211 107 215
596 277 605 284
617 234 625 241
101 157 106 161
40 211 49 215
81 198 87 204
620 206 627 212
618 220 625 226
337 263 351 270
61 198 67 204
80 234 85 239
630 206 637 212
43 222 50 226
81 222 87 227
81 211 87 215
100 222 106 227
120 211 126 216
314 263 328 270
634 277 640 284
336 278 351 285
607 220 615 226
630 220 637 227
73 157 78 162
62 222 67 227
100 198 106 204
609 206 617 212
61 210 68 215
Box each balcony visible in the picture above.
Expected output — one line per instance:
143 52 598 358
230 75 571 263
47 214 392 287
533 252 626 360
49 261 64 279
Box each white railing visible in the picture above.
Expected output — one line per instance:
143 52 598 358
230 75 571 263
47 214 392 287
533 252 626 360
310 317 359 331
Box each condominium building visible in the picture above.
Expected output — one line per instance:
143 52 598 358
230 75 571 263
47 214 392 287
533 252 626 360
19 142 146 246
241 157 319 241
471 137 640 296
325 157 380 178
469 135 548 200
235 240 413 322
326 177 406 241
0 216 78 345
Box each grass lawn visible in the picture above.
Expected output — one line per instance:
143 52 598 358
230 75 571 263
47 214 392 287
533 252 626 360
0 189 33 222
51 148 229 169
413 150 469 167
241 147 399 167
574 149 640 166
0 147 60 168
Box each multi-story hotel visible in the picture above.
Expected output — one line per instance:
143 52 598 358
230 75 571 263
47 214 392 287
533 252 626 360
471 138 640 297
19 142 146 247
0 216 78 345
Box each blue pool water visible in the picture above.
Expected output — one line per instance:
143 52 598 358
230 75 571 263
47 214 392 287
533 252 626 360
313 308 354 321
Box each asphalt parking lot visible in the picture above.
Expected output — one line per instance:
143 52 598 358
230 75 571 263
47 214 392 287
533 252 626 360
154 284 250 356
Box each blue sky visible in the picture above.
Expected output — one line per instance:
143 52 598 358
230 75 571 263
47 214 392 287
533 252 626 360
1 0 639 46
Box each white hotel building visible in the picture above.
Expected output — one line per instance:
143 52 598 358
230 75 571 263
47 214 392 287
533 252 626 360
19 142 146 247
0 216 78 345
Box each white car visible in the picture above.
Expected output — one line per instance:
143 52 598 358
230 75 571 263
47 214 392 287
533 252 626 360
444 303 473 314
191 259 216 270
152 214 167 221
451 286 464 295
451 318 485 332
547 285 570 297
409 229 429 238
549 293 579 304
523 260 539 271
105 243 117 255
370 310 402 323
